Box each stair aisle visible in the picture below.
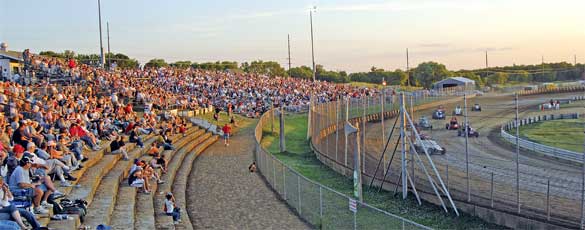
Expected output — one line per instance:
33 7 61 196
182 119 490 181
133 130 209 230
109 127 203 229
80 134 158 228
46 135 144 229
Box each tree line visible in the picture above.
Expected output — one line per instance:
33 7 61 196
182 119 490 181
39 50 139 69
39 50 585 88
143 58 585 88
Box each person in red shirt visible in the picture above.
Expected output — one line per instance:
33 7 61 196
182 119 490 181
68 58 76 69
221 124 231 146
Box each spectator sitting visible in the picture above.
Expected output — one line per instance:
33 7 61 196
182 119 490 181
8 157 50 214
128 163 149 194
0 176 28 229
147 143 160 156
25 142 73 187
248 161 257 173
129 126 144 148
149 153 167 174
141 160 164 184
164 192 181 224
156 131 173 150
109 135 129 161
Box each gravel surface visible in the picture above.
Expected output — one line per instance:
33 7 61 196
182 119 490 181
186 126 310 229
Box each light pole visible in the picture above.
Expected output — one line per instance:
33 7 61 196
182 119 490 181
97 0 105 68
309 6 317 82
306 6 317 140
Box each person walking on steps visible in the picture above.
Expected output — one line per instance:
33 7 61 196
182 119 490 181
221 123 231 146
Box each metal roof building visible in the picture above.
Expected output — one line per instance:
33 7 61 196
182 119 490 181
433 77 475 89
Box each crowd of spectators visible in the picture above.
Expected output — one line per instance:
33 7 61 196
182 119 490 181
0 49 379 228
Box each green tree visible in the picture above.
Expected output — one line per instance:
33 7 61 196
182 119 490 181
412 62 452 88
171 61 192 69
145 59 169 68
289 66 313 79
243 60 286 77
508 70 530 82
486 72 509 85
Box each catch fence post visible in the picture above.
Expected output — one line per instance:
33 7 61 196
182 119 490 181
298 175 302 215
283 164 286 200
547 179 550 221
319 186 323 220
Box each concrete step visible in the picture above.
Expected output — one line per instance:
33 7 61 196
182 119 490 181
47 133 156 229
81 135 157 229
153 132 215 230
47 139 130 230
170 135 219 230
110 128 203 229
83 126 196 229
134 131 208 230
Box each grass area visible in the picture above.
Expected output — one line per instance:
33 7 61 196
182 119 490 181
519 118 584 152
261 113 502 229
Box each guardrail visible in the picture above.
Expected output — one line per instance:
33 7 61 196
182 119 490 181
253 109 430 230
517 85 585 96
500 113 582 163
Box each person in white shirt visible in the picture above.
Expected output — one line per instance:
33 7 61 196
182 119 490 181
164 192 181 224
0 177 29 229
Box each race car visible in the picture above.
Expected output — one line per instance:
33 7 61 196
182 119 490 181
457 124 479 138
471 103 481 112
414 139 446 155
417 116 433 130
453 105 463 116
432 106 446 120
445 117 460 130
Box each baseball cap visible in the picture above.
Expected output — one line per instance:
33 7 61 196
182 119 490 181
96 224 112 230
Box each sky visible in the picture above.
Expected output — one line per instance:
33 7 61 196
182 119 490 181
1 0 584 72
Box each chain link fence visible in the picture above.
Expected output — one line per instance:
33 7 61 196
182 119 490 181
308 88 585 229
254 109 430 229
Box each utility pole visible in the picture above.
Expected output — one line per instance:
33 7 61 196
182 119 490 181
581 122 585 229
575 54 578 66
406 48 410 87
97 0 104 68
515 92 516 213
107 22 111 69
542 56 545 80
309 6 317 82
287 34 292 76
107 22 111 54
485 51 489 78
464 94 470 202
485 51 489 69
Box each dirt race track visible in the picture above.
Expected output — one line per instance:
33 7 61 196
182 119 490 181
317 92 585 228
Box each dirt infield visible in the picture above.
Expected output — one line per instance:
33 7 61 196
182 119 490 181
315 92 585 228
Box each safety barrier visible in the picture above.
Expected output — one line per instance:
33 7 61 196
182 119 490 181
501 113 582 163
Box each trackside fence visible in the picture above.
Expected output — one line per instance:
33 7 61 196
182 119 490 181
254 109 431 230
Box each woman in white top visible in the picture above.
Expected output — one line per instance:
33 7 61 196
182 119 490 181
0 177 30 229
